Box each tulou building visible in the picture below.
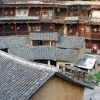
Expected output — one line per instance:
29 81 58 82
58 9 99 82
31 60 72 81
0 50 93 100
0 0 100 54
0 1 97 99
0 0 100 71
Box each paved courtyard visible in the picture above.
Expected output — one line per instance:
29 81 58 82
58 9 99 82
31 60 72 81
84 86 100 100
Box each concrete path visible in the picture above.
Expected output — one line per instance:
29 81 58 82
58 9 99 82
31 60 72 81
84 86 100 100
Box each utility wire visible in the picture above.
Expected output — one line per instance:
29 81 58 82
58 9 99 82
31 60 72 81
43 4 93 46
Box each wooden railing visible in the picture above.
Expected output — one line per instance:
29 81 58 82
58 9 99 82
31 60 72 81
91 33 100 40
52 16 65 19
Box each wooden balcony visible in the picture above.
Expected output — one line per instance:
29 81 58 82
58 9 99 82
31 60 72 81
40 16 65 23
91 33 100 40
79 17 90 23
40 18 52 23
52 16 65 24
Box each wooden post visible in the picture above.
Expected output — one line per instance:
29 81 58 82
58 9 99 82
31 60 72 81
48 60 50 65
52 6 55 19
77 72 80 80
2 7 4 16
50 41 51 46
28 6 30 16
14 22 17 35
77 5 80 36
82 72 85 81
3 23 4 35
63 24 67 36
27 22 30 34
72 70 75 79
40 6 42 19
66 6 68 16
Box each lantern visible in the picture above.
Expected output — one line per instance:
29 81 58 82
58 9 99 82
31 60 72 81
24 10 27 14
10 11 13 15
57 8 60 12
49 25 53 30
11 26 14 30
36 26 39 29
91 44 98 53
94 28 97 32
17 27 19 29
81 27 84 31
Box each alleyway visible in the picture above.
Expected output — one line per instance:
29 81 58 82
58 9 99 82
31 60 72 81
84 86 100 100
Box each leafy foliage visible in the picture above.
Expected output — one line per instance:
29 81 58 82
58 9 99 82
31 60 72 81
88 72 100 82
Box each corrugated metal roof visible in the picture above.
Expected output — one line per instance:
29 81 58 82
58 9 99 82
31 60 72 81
75 54 97 70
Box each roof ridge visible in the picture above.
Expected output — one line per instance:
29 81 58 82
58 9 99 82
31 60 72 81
0 50 58 72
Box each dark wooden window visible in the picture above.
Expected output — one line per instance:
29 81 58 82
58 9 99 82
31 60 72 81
1 48 8 53
38 40 42 45
85 40 91 49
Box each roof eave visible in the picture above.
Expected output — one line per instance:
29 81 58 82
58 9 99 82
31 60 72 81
55 72 94 89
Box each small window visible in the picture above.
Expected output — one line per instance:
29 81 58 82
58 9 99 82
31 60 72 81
38 40 42 45
17 9 21 15
1 48 8 53
59 64 64 72
85 26 90 32
16 9 28 16
5 11 8 15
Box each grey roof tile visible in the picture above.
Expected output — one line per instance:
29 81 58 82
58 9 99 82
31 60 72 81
0 50 93 100
0 35 29 49
56 48 79 62
0 50 56 100
8 46 79 62
3 0 100 5
29 32 58 41
56 36 85 49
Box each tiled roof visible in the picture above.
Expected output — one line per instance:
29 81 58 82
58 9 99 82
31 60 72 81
0 50 93 100
56 36 85 49
0 16 39 20
0 35 29 49
29 32 58 41
0 50 56 100
56 48 79 62
8 46 79 62
0 35 85 50
2 0 100 5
